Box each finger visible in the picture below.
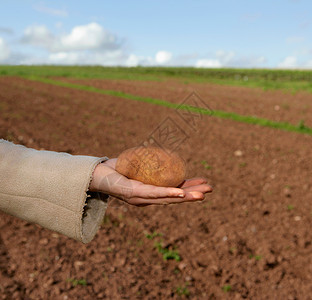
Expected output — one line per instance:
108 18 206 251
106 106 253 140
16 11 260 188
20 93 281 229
183 184 213 194
132 183 185 199
179 177 208 188
128 191 205 206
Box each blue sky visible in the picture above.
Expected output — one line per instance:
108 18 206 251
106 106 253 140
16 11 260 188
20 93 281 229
0 0 312 68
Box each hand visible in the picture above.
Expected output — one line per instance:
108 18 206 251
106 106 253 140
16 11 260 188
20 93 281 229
89 158 213 206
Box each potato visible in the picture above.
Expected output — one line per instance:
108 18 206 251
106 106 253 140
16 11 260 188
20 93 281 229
115 146 186 187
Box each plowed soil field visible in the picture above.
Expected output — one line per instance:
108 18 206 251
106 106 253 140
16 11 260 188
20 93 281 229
1 76 312 299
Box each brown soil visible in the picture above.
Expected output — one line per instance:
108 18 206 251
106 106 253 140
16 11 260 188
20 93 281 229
1 76 312 299
60 77 312 127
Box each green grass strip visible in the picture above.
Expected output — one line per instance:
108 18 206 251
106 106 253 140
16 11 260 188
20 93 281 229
27 76 312 136
27 76 180 109
3 65 312 93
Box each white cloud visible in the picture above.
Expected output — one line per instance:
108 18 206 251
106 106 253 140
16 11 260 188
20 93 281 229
278 56 297 68
21 25 55 48
124 51 172 67
125 54 141 67
0 38 10 61
216 50 235 64
21 23 122 53
155 51 172 64
0 22 272 68
48 49 126 65
125 54 158 66
18 23 127 65
195 51 267 68
59 23 120 51
34 3 68 17
195 59 221 68
48 52 80 64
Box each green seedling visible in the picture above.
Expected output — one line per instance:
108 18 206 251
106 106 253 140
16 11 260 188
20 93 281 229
297 120 308 130
249 254 262 261
67 278 87 287
154 242 181 261
201 160 212 170
287 205 294 211
229 247 236 254
176 284 190 297
222 285 232 292
145 231 163 240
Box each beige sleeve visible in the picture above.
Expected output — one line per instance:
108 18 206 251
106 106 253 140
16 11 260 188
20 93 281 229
0 139 109 244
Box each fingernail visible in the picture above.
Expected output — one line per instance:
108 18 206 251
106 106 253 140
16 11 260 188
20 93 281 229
178 194 185 198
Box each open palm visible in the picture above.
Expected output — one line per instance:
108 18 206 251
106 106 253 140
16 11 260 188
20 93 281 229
90 158 213 206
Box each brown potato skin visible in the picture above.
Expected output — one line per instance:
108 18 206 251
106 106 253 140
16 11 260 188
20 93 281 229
115 146 186 187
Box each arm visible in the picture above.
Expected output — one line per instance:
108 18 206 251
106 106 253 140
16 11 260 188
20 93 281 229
0 139 108 243
0 139 212 244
